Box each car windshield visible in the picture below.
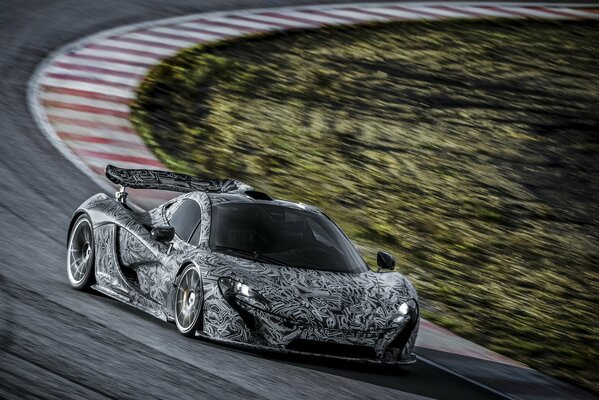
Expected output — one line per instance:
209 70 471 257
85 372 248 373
210 203 368 273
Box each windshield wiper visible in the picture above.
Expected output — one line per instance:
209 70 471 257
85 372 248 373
213 246 292 267
214 245 253 256
252 252 293 268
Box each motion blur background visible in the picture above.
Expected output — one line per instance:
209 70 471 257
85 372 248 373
133 7 599 394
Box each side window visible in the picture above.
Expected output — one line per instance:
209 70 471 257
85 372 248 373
189 223 202 247
169 199 201 242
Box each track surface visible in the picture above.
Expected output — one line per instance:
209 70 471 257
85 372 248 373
0 1 589 399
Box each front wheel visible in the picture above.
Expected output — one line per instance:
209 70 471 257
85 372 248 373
174 264 203 337
67 214 96 290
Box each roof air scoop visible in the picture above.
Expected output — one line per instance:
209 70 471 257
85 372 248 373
245 191 273 201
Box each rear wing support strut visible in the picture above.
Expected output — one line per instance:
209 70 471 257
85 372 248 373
115 185 128 205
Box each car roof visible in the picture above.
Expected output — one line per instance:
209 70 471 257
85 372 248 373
206 192 323 215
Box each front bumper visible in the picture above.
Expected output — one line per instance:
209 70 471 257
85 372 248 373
202 279 419 364
228 298 419 364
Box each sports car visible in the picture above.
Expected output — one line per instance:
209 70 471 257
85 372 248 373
66 164 419 364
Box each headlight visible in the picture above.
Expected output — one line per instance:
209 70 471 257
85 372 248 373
393 299 417 323
398 302 409 316
218 277 269 310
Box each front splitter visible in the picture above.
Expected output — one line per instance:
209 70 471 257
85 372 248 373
195 331 417 366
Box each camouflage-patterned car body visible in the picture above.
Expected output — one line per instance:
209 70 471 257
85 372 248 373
70 190 420 364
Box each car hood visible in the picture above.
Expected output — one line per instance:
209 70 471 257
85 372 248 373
212 253 415 331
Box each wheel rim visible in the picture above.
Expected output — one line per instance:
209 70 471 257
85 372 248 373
68 219 93 286
176 268 201 331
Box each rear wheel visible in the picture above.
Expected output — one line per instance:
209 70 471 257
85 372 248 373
175 264 203 337
67 215 96 290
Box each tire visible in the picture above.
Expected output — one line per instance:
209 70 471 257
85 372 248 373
67 214 96 290
174 264 203 337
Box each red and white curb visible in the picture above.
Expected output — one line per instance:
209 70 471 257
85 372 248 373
27 2 598 397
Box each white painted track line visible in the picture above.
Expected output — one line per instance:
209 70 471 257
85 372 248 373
175 22 243 36
40 92 130 113
149 26 224 41
45 66 140 86
56 56 150 75
325 9 391 21
206 15 284 30
41 78 136 99
247 13 319 27
286 10 360 23
403 6 478 17
76 48 160 65
54 124 147 144
43 108 132 126
96 38 179 56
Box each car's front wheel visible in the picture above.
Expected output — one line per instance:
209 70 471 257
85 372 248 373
174 264 203 337
67 214 96 290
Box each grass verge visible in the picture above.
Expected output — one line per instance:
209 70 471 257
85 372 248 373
131 19 599 392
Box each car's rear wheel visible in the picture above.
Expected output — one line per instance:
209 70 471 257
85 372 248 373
67 214 96 290
175 264 203 337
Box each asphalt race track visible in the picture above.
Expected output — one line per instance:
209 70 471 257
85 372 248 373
0 1 585 399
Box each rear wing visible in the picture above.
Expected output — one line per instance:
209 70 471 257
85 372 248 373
105 164 253 201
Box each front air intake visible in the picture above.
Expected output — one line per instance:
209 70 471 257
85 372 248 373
286 339 376 359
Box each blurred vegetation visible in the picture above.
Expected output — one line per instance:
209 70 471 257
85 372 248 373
131 19 599 392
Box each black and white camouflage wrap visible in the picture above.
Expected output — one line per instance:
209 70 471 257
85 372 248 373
105 164 253 193
70 189 419 364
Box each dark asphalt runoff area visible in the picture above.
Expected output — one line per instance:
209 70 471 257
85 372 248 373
0 1 590 399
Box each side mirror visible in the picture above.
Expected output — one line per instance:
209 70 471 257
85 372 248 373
151 226 175 243
377 251 395 270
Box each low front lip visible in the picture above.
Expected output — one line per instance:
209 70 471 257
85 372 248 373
195 331 417 365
